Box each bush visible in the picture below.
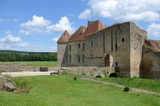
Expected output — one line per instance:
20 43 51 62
123 87 130 92
73 77 77 80
14 79 32 90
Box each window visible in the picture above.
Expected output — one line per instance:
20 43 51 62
83 43 85 51
78 55 80 63
91 41 93 47
115 62 118 67
78 43 80 48
122 38 124 42
82 55 85 63
118 25 120 30
69 55 71 63
69 45 71 51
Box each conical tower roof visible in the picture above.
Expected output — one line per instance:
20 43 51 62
57 30 70 43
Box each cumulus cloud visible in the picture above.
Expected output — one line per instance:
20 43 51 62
20 15 74 35
147 23 160 37
79 0 160 22
79 9 92 19
0 31 29 50
46 16 74 33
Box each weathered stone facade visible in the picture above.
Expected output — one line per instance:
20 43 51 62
57 20 160 79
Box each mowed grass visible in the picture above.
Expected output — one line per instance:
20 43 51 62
0 75 160 106
0 61 57 67
97 77 160 92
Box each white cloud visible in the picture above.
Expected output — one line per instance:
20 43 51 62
147 23 160 37
79 0 160 22
46 16 74 33
79 9 91 19
0 31 21 43
0 18 19 23
52 37 59 42
0 31 29 50
20 15 74 35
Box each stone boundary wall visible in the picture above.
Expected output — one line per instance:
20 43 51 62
59 67 115 78
0 64 57 72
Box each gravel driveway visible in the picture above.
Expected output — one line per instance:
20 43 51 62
1 71 55 77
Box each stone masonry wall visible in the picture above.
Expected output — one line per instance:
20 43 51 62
85 31 104 66
0 64 56 72
104 23 131 77
130 23 147 77
141 48 160 79
68 41 85 66
57 42 68 67
59 67 115 78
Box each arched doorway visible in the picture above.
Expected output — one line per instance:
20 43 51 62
109 73 117 77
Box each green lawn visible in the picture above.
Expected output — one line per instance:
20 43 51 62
97 77 160 92
0 61 57 67
0 75 159 106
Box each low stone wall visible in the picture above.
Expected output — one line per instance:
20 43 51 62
59 67 115 78
0 63 57 72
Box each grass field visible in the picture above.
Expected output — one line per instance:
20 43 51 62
0 75 159 106
0 61 57 67
97 77 160 93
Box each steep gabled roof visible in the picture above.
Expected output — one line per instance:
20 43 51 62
144 40 160 52
69 26 87 42
57 30 70 43
83 20 105 37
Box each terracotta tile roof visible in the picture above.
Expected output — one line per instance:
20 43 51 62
144 40 160 52
83 20 105 37
57 30 70 43
69 26 87 42
68 20 105 42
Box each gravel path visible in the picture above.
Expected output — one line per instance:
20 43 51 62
81 78 160 96
1 71 56 77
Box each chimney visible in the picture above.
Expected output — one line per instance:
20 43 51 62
88 21 91 26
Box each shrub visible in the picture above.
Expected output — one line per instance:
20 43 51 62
123 87 130 92
73 77 77 80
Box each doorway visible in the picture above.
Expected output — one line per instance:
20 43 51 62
105 54 110 66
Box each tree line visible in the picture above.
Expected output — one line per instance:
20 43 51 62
0 50 57 61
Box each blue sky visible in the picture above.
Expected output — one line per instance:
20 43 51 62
0 0 160 52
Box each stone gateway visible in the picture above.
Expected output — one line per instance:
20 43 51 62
57 20 160 79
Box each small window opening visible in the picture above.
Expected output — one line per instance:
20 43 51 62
69 45 71 51
78 55 80 63
83 43 85 51
115 62 118 67
78 43 80 48
69 55 72 63
91 41 93 47
122 38 124 42
118 25 120 30
82 55 85 63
